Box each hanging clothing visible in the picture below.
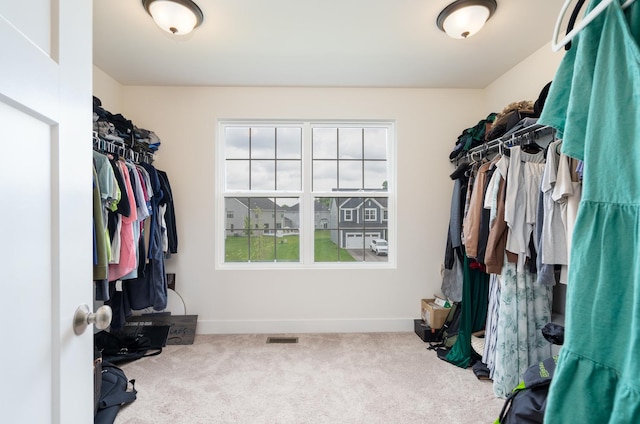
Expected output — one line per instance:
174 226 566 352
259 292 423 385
157 170 178 254
476 162 498 264
93 169 109 303
93 151 120 212
443 123 560 390
540 140 569 267
104 161 170 331
491 259 553 398
482 273 500 378
108 160 138 281
504 147 545 265
539 1 640 422
489 147 552 397
121 162 168 314
107 158 131 264
442 175 468 302
444 253 489 369
553 153 582 284
484 163 509 274
93 153 176 329
464 161 493 258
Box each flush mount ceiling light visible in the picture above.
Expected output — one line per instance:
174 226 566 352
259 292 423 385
436 0 497 39
142 0 204 35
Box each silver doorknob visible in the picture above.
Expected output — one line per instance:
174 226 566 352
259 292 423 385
73 304 112 335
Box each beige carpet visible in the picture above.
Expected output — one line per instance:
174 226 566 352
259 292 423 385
115 332 504 424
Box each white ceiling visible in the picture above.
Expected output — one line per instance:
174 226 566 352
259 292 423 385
93 0 563 89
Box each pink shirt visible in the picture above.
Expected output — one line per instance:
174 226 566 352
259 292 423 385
108 160 138 281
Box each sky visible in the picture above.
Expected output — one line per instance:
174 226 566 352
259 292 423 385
224 125 388 192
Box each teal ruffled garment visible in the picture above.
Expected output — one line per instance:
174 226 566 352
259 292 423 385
538 1 640 422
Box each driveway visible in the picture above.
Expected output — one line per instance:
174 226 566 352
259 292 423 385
346 248 388 262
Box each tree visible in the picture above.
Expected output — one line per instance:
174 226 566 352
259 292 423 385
317 198 331 208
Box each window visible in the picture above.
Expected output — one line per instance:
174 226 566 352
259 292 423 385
219 121 394 266
364 208 377 221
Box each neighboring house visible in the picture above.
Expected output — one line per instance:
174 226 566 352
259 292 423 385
314 200 330 229
281 200 330 230
225 198 292 236
329 197 388 249
281 203 300 229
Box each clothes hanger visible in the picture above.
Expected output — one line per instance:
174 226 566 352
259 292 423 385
564 0 586 50
551 0 636 52
522 133 542 153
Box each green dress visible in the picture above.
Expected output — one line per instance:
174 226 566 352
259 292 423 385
539 1 640 422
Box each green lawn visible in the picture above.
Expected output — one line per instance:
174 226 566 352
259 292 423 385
314 230 357 262
224 230 356 262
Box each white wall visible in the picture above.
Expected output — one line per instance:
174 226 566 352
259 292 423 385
93 66 123 112
484 42 564 114
92 81 485 333
92 44 563 335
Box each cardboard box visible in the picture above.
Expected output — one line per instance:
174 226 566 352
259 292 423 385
421 298 450 329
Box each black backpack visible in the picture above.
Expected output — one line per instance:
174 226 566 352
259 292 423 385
94 360 137 424
94 329 164 365
495 355 558 424
427 302 462 352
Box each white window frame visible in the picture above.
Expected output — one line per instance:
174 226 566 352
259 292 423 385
364 208 377 222
216 120 396 269
344 209 353 221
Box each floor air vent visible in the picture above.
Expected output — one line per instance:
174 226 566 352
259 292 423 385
266 337 299 344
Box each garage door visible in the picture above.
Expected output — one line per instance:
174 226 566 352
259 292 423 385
345 232 381 249
345 233 363 249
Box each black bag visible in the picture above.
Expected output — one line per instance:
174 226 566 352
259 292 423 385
427 302 462 352
94 348 103 416
541 322 565 346
94 330 164 365
426 302 462 361
95 361 137 424
496 356 558 424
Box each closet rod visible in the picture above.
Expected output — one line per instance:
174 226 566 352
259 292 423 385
462 124 552 162
93 132 155 164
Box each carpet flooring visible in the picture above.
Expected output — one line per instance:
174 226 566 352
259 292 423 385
115 332 505 424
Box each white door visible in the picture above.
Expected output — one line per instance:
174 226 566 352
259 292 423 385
0 1 94 423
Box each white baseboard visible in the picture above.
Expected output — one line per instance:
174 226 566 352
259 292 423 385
196 318 415 334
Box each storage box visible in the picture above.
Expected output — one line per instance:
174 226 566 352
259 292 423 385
421 299 450 329
413 319 441 342
123 314 198 345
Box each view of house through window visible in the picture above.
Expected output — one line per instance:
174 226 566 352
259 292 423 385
224 197 300 262
315 197 389 262
221 122 393 265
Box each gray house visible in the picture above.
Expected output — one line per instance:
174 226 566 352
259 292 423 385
314 200 330 229
329 197 388 249
284 199 331 230
225 198 293 237
282 200 330 230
